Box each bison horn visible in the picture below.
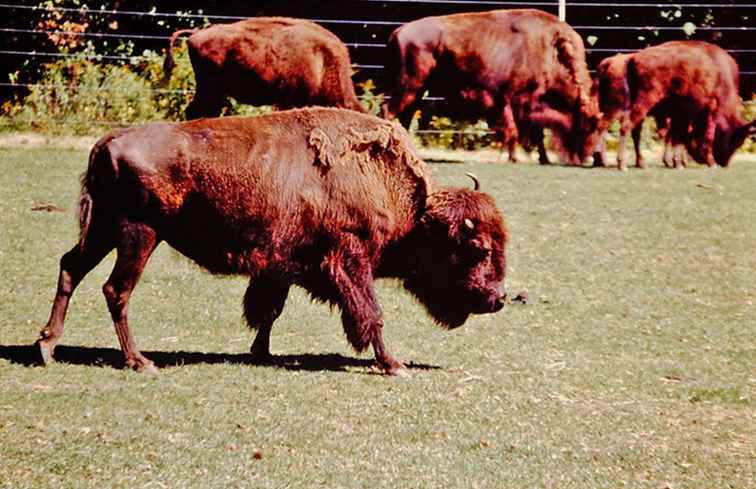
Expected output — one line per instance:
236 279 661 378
465 172 480 191
464 218 475 230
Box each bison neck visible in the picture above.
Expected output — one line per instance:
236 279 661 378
373 227 426 280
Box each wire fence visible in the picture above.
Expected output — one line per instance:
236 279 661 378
1 1 754 133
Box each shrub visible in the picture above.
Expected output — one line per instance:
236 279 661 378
356 79 384 116
415 115 496 151
2 48 162 135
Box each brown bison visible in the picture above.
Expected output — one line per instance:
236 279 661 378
163 17 365 119
35 108 508 376
605 41 754 170
381 9 601 164
592 53 688 169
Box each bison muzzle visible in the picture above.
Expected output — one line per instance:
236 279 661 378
36 108 508 376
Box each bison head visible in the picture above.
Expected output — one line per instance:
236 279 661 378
712 118 756 167
402 179 508 328
529 105 602 164
683 117 755 167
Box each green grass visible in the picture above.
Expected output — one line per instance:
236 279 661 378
1 146 754 488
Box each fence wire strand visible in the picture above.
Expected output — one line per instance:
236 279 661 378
1 1 754 134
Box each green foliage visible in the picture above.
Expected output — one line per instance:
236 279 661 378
0 42 199 134
415 115 495 151
139 45 195 121
2 49 160 135
356 79 384 116
742 100 755 153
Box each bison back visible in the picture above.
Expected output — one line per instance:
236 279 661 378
84 108 429 275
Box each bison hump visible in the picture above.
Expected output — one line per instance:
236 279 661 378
305 118 426 180
307 125 393 170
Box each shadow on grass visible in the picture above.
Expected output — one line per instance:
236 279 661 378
424 156 608 169
0 344 440 374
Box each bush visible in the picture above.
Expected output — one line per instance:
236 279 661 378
356 79 384 116
2 49 161 135
0 41 199 135
415 115 496 151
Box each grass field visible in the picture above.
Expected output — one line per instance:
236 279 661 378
1 144 754 488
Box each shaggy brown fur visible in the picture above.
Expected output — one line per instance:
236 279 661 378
605 41 754 170
380 9 601 164
164 17 365 119
36 108 508 376
592 53 687 169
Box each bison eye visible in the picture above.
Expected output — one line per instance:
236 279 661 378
465 240 491 263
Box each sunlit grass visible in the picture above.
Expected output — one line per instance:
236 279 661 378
1 147 753 488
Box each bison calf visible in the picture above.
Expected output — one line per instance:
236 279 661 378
164 17 365 119
36 108 508 376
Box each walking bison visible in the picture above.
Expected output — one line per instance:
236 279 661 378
35 108 509 376
163 17 365 119
601 41 755 170
381 9 601 164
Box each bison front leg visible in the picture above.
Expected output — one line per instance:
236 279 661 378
243 276 290 363
529 128 550 165
325 238 406 376
102 223 159 373
701 113 717 167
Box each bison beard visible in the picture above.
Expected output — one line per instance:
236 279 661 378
35 108 508 376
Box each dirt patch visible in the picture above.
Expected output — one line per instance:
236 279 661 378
0 132 96 150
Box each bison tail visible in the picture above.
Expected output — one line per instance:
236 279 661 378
78 135 122 252
163 28 197 85
77 191 93 253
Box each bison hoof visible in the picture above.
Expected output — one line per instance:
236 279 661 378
373 357 408 377
127 357 158 374
35 340 55 366
371 363 410 377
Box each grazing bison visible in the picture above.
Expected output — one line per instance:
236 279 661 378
592 53 689 169
163 17 365 119
35 108 508 376
381 9 601 164
609 41 755 170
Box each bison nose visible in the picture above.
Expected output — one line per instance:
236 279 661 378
492 288 506 312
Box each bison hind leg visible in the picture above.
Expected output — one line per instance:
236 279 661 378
37 210 115 365
243 276 290 363
102 222 160 373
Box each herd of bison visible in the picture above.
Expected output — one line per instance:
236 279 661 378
34 9 754 375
